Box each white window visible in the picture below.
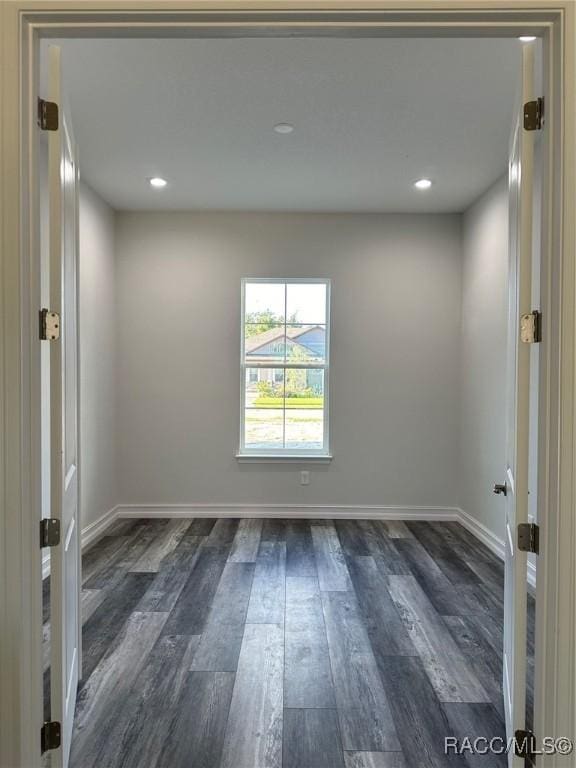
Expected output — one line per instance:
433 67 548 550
240 278 330 457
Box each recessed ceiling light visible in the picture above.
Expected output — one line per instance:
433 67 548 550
273 123 294 134
518 36 537 42
414 178 433 190
148 176 167 188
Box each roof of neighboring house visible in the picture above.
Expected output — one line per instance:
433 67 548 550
245 324 324 355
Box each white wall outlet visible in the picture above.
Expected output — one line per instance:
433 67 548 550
300 470 310 486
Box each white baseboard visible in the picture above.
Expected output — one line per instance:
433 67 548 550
82 505 120 551
116 503 461 521
456 507 536 590
42 505 119 579
456 506 505 560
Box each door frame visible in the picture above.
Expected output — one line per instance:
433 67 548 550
0 3 574 767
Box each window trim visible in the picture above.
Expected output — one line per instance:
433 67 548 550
239 277 331 458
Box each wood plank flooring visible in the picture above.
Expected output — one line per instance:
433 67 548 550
42 518 535 768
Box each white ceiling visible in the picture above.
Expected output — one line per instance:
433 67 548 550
51 37 519 212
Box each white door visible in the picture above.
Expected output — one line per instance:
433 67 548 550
502 42 538 766
47 44 81 768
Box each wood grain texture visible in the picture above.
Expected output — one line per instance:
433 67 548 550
376 655 463 768
130 519 191 572
191 562 255 671
284 577 336 708
321 590 400 752
357 521 412 575
91 634 200 768
283 708 345 768
388 575 489 703
392 539 477 616
286 520 316 577
136 535 204 612
80 589 106 624
346 556 416 658
80 573 156 683
312 524 352 591
161 549 228 635
344 752 407 768
70 611 168 766
443 615 504 717
407 522 481 586
334 520 372 556
220 623 284 768
246 541 286 624
442 702 507 767
228 518 263 563
380 520 414 539
55 518 529 768
205 517 240 550
163 671 236 768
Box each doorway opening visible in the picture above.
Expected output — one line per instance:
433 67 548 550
38 31 543 768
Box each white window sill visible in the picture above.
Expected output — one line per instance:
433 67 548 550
236 453 333 464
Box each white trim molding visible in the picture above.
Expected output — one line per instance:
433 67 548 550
457 507 537 590
116 503 460 520
81 506 119 551
1 6 574 768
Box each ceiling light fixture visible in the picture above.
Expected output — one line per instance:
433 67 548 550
414 178 433 190
518 35 537 42
273 123 294 134
148 176 168 188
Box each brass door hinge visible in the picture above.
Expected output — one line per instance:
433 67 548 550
40 309 60 341
38 99 59 131
41 721 61 753
518 523 539 555
524 98 543 131
520 311 542 344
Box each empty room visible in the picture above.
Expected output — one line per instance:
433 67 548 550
34 31 543 768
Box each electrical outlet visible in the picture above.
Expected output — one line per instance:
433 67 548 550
300 470 310 486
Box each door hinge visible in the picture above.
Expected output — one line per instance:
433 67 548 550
38 98 59 131
40 308 60 341
515 729 536 759
520 310 542 344
518 523 539 555
524 97 544 131
41 721 61 753
40 518 60 548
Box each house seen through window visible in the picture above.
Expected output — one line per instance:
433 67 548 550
240 279 330 456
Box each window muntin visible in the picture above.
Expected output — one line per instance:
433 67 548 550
240 279 330 456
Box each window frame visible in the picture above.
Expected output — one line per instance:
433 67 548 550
239 277 331 459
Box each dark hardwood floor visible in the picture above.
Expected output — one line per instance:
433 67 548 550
43 517 535 768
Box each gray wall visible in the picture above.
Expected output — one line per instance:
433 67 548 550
459 176 508 540
79 183 117 527
115 212 462 509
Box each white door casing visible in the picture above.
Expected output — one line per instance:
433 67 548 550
502 42 537 766
47 44 81 768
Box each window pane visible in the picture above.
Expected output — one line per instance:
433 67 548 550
284 368 325 450
286 283 327 324
244 368 284 449
244 409 284 450
245 282 285 323
285 324 326 363
244 323 285 364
